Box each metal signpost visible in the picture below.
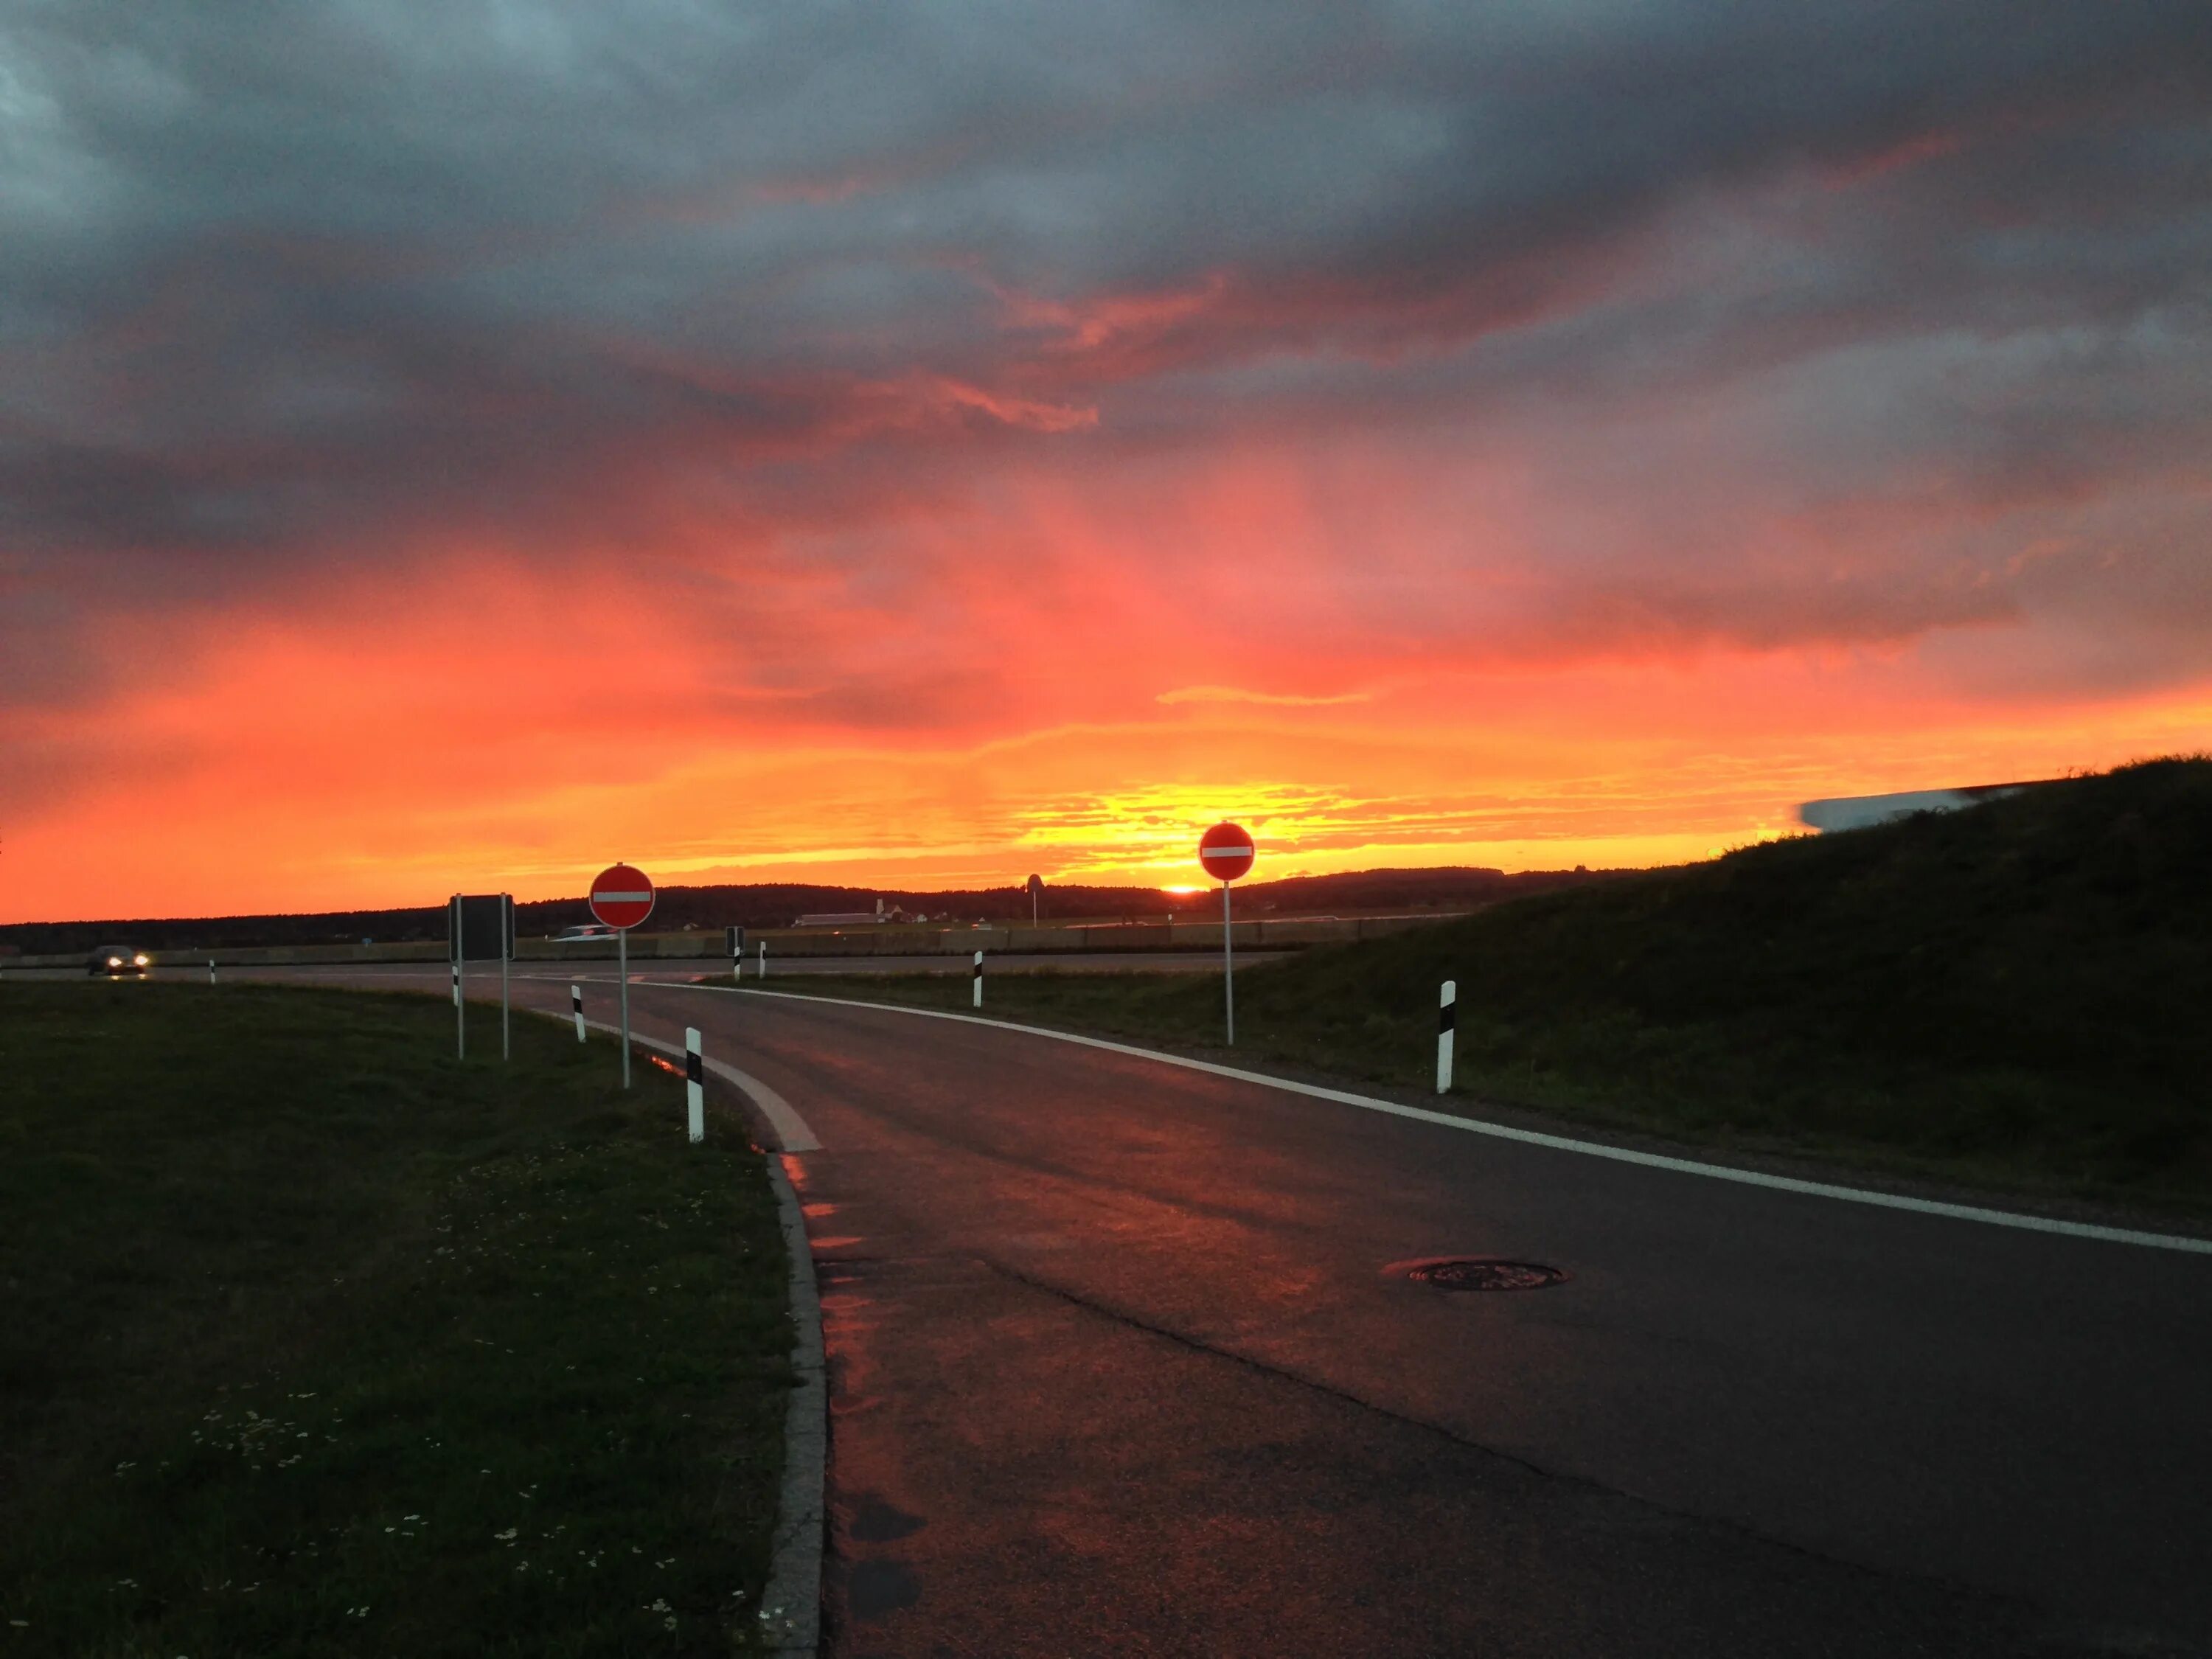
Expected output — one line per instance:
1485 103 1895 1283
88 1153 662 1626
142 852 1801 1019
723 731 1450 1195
448 895 465 1059
1026 872 1043 925
448 894 517 1061
588 863 656 1088
1198 823 1256 1045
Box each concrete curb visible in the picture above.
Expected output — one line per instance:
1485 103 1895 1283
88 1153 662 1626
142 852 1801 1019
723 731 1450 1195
552 1008 827 1651
600 1021 825 1650
759 1154 827 1657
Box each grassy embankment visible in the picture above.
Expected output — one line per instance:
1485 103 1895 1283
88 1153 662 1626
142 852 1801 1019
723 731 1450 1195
0 982 793 1657
758 758 2212 1212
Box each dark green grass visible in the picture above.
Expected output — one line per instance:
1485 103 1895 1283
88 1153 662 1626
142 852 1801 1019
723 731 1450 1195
0 982 792 1657
755 759 2212 1212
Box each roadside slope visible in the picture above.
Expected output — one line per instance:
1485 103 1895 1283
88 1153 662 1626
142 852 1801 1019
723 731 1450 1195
763 758 2212 1209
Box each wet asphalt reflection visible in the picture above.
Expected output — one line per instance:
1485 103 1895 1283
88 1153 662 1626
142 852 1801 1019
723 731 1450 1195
209 967 2212 1658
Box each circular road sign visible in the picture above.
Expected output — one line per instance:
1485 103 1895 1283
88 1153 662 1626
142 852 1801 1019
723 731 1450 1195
1199 822 1256 884
588 863 656 930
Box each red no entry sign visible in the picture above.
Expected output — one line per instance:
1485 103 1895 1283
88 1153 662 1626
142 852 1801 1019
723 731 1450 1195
588 863 655 929
1199 822 1255 884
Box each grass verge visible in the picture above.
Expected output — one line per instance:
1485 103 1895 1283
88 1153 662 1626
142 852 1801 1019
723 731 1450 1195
0 981 792 1657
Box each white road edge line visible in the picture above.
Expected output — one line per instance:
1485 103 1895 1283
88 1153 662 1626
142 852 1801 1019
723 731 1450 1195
250 964 2209 1255
661 981 2212 1256
574 1015 822 1153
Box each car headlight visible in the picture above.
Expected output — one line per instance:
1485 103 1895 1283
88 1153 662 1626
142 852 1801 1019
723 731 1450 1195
106 956 123 967
133 954 150 967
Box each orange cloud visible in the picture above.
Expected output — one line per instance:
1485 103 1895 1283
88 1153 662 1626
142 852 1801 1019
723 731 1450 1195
8 529 2208 922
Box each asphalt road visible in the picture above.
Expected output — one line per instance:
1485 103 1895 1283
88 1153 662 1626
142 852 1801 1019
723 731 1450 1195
161 970 2212 1654
4 950 1274 983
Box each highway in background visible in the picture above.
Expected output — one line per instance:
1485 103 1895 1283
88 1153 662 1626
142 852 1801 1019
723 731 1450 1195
60 967 2212 1655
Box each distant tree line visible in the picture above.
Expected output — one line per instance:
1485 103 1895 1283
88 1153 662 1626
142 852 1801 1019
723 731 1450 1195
0 867 1623 956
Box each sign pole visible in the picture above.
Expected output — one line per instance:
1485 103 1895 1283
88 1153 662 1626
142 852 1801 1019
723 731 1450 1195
1197 822 1255 1049
1222 879 1235 1046
452 894 466 1060
587 863 656 1090
618 925 631 1090
501 894 512 1062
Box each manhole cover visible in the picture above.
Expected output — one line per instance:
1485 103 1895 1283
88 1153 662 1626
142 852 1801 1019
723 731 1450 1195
1402 1257 1569 1292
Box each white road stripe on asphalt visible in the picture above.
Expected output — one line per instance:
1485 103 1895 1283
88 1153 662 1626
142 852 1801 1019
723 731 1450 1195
577 1016 821 1153
286 969 823 1151
676 982 2212 1257
215 964 2212 1253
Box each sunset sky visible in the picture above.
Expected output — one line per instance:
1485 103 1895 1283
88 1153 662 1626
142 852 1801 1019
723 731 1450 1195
5 3 2210 922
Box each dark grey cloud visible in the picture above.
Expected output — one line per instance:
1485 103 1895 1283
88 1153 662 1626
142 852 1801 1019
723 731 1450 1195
2 0 2210 710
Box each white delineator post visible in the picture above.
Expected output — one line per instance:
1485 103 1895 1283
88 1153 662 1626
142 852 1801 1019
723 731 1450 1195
758 940 767 979
685 1026 705 1144
1436 980 1456 1095
571 984 586 1043
973 950 984 1008
208 959 216 986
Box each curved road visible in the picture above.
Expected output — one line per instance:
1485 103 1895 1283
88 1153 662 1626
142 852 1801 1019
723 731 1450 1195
255 968 2211 1655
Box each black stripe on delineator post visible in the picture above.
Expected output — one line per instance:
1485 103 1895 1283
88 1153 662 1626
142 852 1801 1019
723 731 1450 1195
1436 979 1457 1096
684 1026 705 1144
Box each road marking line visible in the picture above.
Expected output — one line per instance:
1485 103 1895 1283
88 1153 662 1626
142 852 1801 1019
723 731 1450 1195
205 964 2212 1253
170 967 823 1150
673 982 2212 1256
574 1015 821 1153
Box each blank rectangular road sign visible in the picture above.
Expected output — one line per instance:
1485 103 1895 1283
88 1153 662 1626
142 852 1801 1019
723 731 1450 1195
449 894 515 962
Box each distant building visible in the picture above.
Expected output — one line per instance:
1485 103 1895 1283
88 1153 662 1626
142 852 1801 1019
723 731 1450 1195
792 898 915 928
1798 779 2056 833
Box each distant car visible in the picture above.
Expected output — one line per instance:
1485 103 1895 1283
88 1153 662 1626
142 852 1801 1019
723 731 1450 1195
88 945 150 978
549 924 620 943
